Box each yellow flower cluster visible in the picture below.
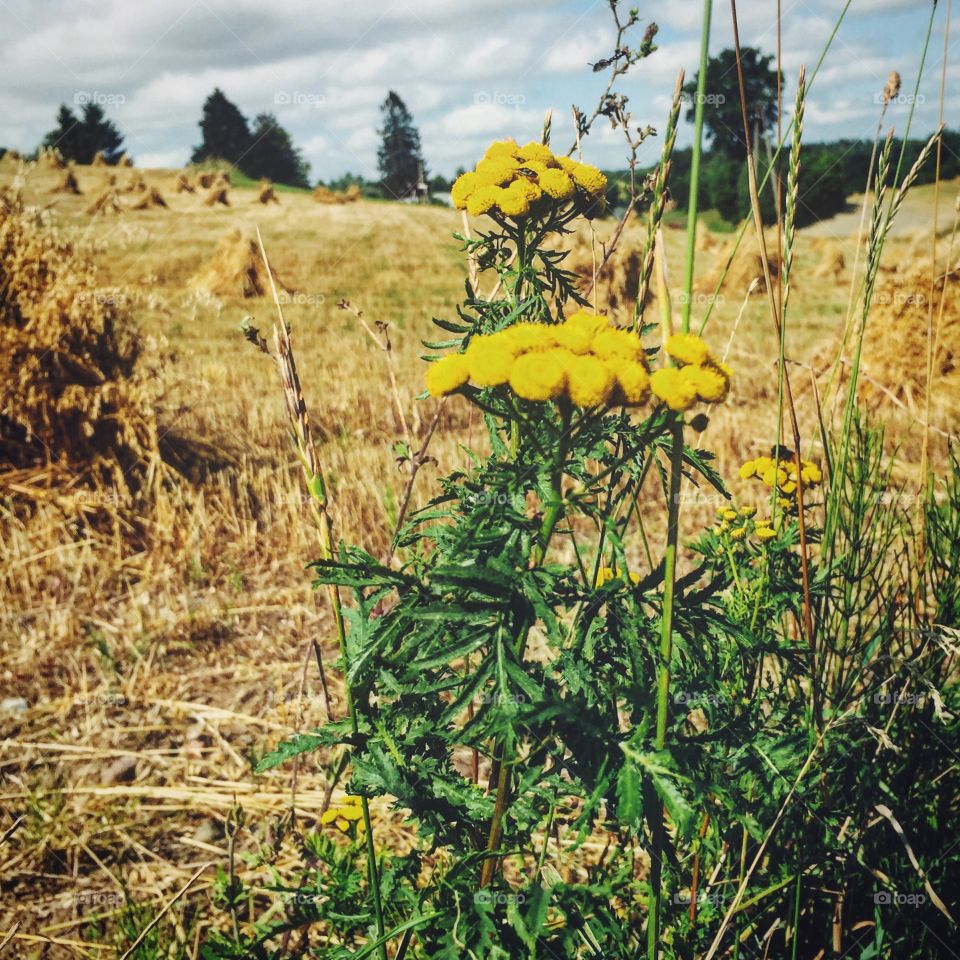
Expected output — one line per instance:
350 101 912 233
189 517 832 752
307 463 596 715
739 454 821 510
426 311 651 408
649 333 732 412
595 566 642 588
320 795 364 833
451 139 607 220
715 505 778 543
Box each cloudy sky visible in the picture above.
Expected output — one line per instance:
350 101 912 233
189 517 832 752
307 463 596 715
1 0 954 182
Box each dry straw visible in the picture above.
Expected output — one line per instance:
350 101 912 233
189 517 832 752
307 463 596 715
190 229 292 298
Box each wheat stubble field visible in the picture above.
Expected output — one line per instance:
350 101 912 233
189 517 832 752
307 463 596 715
1 138 959 957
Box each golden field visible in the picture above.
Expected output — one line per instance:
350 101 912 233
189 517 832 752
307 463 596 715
1 154 958 955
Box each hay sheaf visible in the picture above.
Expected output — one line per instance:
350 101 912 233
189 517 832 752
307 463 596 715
857 261 960 419
91 150 108 167
174 173 195 194
203 186 230 207
698 233 783 297
86 188 123 216
131 187 168 210
257 180 279 204
51 169 81 195
313 184 360 205
189 229 293 299
562 229 643 321
814 241 846 280
0 192 163 481
122 174 148 194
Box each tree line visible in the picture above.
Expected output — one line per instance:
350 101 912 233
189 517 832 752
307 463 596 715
29 88 433 197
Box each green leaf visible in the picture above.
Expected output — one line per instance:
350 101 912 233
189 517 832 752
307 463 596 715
616 760 643 828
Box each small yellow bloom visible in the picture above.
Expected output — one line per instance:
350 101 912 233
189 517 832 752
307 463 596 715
780 480 797 495
665 333 711 367
801 462 822 485
756 526 777 541
722 509 738 521
607 356 650 404
564 354 615 407
501 323 555 353
466 185 504 217
517 141 555 164
591 327 645 364
475 156 520 186
510 178 544 203
680 364 729 403
755 517 772 528
537 168 575 200
739 460 757 479
595 566 641 587
484 139 520 160
509 349 568 401
465 337 513 387
321 795 365 833
650 367 698 412
426 352 470 396
777 496 793 510
497 184 531 218
730 527 747 540
569 161 607 196
739 505 757 517
554 321 596 355
451 172 480 209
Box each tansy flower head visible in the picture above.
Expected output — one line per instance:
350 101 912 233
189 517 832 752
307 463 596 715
565 354 615 407
739 505 757 517
475 156 520 186
730 527 747 540
538 168 575 200
509 349 568 401
426 352 470 396
466 185 504 217
679 364 729 403
321 795 364 833
451 171 480 210
517 141 555 164
606 356 650 405
666 333 711 367
722 509 738 521
498 184 532 218
756 525 777 541
501 323 555 353
595 566 641 588
591 327 645 364
650 367 698 411
484 139 520 160
739 460 757 479
466 337 513 387
569 161 607 196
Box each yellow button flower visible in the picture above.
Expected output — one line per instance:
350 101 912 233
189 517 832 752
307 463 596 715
565 354 615 407
465 338 513 387
484 139 520 160
607 356 650 405
591 327 645 364
426 352 470 396
537 168 575 200
497 184 532 218
517 141 555 164
650 367 698 411
665 333 711 366
509 349 568 401
739 460 757 479
451 171 480 210
569 161 607 196
756 526 777 541
466 185 504 216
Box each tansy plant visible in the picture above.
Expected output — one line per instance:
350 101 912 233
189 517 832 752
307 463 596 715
226 9 960 955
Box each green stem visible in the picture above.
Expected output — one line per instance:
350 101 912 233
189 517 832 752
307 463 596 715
681 0 713 334
647 417 685 960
